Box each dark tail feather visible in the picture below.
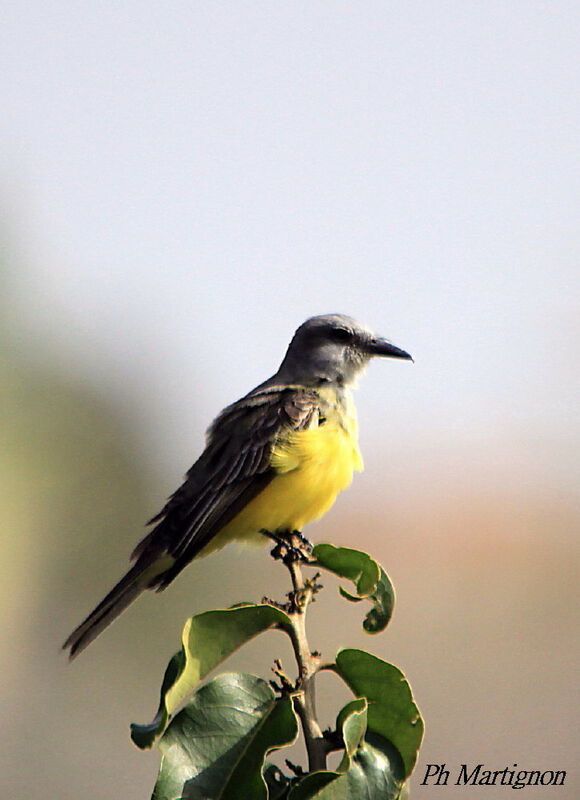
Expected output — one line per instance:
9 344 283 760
63 554 170 659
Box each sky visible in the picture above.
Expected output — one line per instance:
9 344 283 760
1 1 579 490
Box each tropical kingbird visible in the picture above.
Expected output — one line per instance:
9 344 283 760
64 314 412 657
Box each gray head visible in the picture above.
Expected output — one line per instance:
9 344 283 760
277 313 412 386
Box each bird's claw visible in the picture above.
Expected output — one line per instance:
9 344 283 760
291 529 313 553
261 529 313 564
270 542 310 564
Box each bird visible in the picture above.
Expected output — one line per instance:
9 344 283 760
63 314 412 658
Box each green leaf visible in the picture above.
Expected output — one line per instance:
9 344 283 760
131 603 292 747
335 698 367 767
152 672 298 800
288 698 404 800
131 650 185 748
312 544 395 633
335 649 424 778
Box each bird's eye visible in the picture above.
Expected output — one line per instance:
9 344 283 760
331 328 352 343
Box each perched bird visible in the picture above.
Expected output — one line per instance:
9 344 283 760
64 314 412 657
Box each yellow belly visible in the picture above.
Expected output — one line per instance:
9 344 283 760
200 419 363 556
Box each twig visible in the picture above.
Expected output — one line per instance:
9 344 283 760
278 537 328 772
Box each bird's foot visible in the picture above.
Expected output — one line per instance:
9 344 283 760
260 529 313 564
290 529 313 553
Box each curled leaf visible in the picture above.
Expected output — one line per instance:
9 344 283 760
335 649 424 778
288 697 404 800
312 544 395 632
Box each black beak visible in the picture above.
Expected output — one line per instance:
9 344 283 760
368 337 413 362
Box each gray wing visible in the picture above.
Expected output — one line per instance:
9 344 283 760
63 383 319 658
134 384 319 588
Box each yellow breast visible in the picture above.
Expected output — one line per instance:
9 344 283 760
267 418 363 528
202 397 363 555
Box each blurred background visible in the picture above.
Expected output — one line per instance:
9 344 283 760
1 2 579 798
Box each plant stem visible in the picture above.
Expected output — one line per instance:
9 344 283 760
284 557 328 772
